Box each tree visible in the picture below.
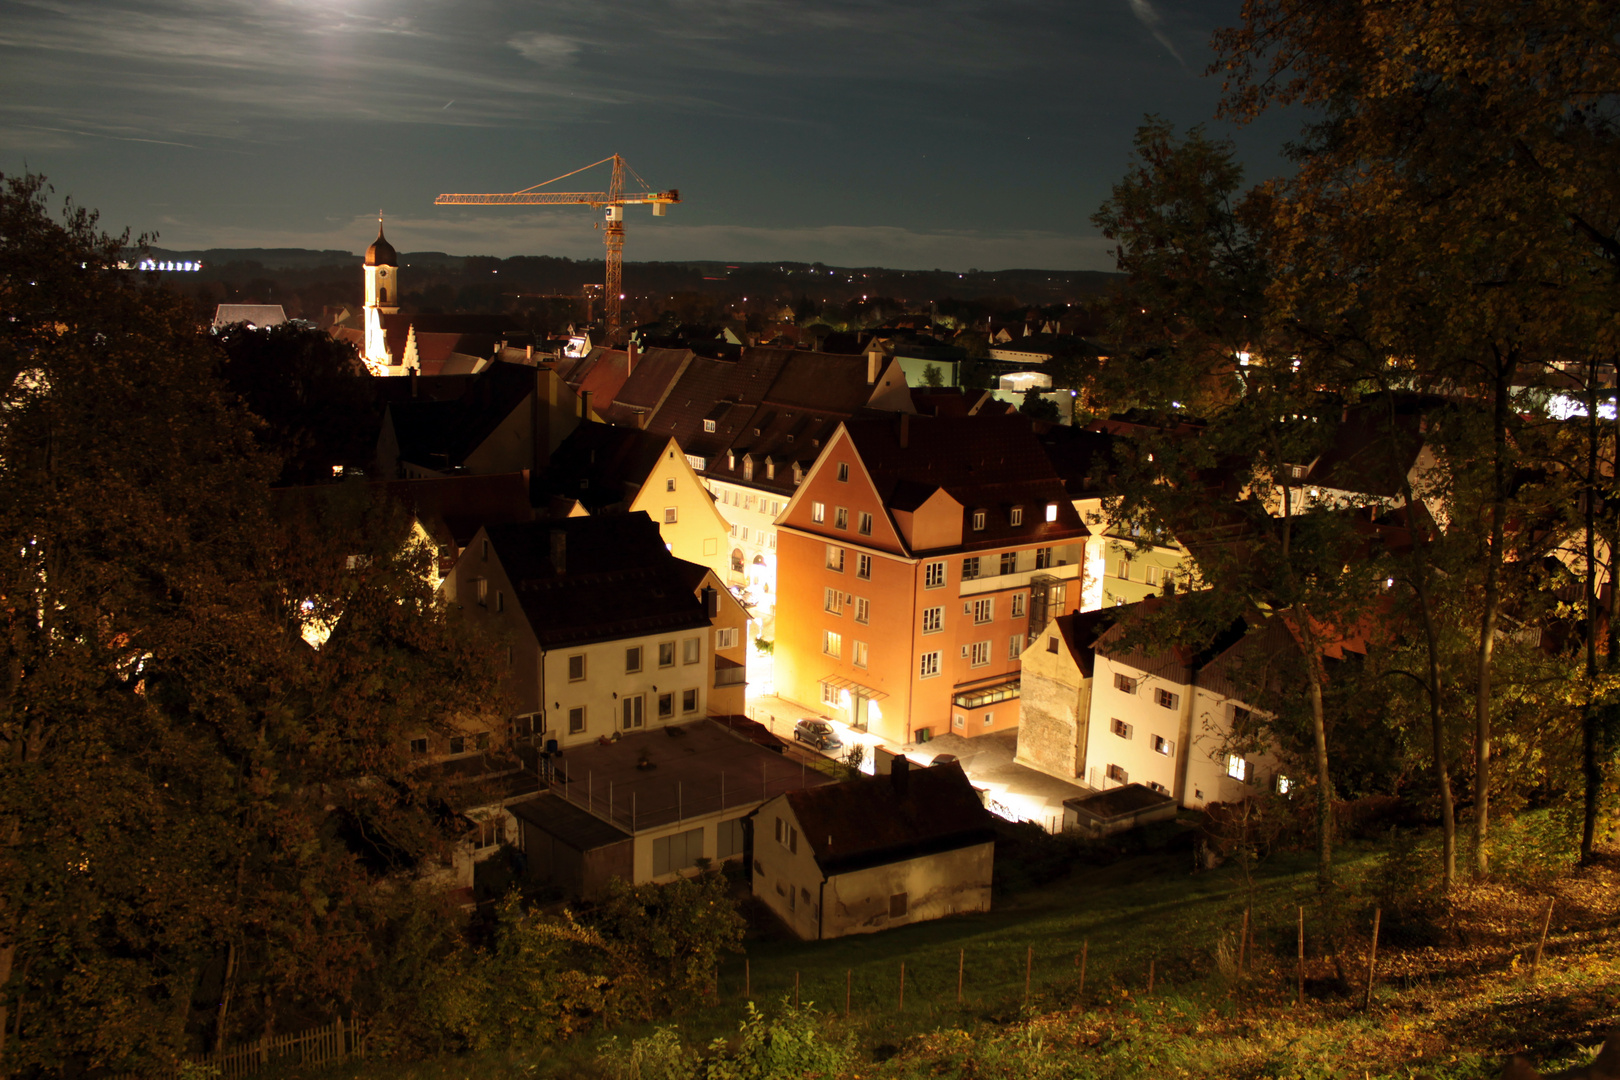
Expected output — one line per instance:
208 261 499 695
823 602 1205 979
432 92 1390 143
1213 0 1620 876
0 174 504 1070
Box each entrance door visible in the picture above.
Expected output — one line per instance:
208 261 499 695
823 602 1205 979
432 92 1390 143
852 694 869 733
622 695 644 730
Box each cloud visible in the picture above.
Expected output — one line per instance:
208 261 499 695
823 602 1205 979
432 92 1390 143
507 31 583 65
1126 0 1185 66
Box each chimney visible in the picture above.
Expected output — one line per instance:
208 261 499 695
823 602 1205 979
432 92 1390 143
866 343 883 385
409 366 418 399
702 586 719 619
526 344 534 361
899 412 910 449
890 755 910 797
627 339 638 375
580 389 592 421
549 528 567 575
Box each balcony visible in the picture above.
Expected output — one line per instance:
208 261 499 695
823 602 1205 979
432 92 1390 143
959 558 1081 597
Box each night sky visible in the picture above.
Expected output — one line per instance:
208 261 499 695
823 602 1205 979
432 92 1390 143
0 0 1297 270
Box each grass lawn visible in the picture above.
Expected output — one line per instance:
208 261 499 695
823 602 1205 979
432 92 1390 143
284 822 1620 1080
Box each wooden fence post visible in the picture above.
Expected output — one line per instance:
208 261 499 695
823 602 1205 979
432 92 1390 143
1078 939 1088 996
745 957 751 1000
794 970 800 1009
846 968 852 1018
1239 908 1250 973
1024 945 1032 1005
1531 898 1555 983
958 948 964 1005
1364 907 1381 1009
1296 906 1305 1005
899 961 906 1012
1147 958 1155 996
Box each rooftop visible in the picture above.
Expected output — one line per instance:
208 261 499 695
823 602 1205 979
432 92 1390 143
548 719 834 833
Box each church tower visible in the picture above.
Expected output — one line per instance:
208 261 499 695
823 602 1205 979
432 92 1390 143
362 216 399 371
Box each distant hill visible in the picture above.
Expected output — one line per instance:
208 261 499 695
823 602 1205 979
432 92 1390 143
143 247 1119 307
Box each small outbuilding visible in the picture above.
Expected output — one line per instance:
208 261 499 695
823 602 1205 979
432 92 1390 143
1062 782 1177 838
752 759 996 940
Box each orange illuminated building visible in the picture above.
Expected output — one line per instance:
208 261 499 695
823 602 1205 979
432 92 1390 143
774 412 1089 745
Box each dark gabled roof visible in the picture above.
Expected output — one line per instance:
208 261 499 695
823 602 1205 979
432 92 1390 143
376 312 516 365
785 762 996 876
650 349 795 461
1038 424 1120 498
1092 598 1249 684
1048 609 1120 678
841 413 1089 552
386 361 539 471
533 423 671 511
1305 393 1439 498
485 514 710 648
606 346 694 422
381 471 534 548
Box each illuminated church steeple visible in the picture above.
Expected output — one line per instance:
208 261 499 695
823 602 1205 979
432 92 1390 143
364 213 399 314
362 214 400 372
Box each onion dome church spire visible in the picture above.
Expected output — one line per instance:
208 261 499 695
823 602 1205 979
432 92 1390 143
362 212 400 371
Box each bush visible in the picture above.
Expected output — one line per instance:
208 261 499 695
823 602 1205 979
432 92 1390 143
599 1001 854 1080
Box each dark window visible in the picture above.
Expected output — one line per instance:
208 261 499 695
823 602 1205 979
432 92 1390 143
889 892 908 918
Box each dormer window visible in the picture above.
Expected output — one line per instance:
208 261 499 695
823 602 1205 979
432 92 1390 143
972 510 986 531
793 463 804 485
1045 502 1058 523
727 451 735 470
743 457 754 481
1010 507 1024 526
766 459 775 480
704 419 717 433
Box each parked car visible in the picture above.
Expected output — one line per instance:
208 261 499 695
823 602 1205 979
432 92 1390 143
793 718 844 752
930 753 959 766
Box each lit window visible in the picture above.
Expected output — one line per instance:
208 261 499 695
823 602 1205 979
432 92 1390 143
716 627 739 649
824 587 844 614
826 545 845 572
1153 734 1174 756
824 631 842 658
1227 755 1250 781
811 501 825 523
1045 503 1058 522
683 637 701 664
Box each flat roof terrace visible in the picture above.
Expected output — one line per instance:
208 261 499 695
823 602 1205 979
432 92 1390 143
550 718 834 834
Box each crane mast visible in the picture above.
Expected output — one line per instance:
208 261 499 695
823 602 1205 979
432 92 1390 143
435 155 679 341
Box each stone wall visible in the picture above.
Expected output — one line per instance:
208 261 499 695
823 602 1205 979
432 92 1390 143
1016 668 1086 779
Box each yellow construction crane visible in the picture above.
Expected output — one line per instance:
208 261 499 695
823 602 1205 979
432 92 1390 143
435 154 679 341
